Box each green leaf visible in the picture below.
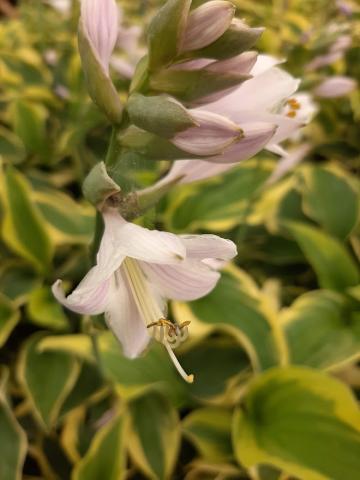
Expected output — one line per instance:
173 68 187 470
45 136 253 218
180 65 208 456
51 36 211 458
165 160 272 233
10 99 48 155
0 126 25 164
0 263 41 306
150 68 249 103
18 334 80 430
147 0 192 71
182 407 233 462
0 293 20 348
34 189 95 245
284 290 360 369
0 395 27 480
300 165 359 238
233 366 360 480
179 338 250 403
72 412 126 480
26 286 69 331
128 392 180 480
39 333 189 405
174 266 288 370
286 221 360 290
127 93 196 138
1 168 53 274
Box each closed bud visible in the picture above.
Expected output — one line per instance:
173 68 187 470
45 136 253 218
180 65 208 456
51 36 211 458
172 110 243 156
197 18 264 60
81 0 119 75
127 94 196 138
78 0 123 123
180 1 235 53
314 76 357 98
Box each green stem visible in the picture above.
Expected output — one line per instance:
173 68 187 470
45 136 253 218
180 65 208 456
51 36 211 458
105 127 120 169
83 316 105 376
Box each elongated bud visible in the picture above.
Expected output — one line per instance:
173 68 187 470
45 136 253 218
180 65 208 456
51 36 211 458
81 0 119 75
79 0 123 123
197 18 264 60
180 1 235 53
172 110 243 156
127 94 196 138
147 0 192 71
314 76 357 98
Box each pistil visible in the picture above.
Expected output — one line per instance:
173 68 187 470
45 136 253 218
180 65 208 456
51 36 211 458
122 258 194 383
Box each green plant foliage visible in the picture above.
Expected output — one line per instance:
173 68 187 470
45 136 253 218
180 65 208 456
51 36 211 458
0 395 27 480
0 0 359 478
72 412 126 480
233 367 360 480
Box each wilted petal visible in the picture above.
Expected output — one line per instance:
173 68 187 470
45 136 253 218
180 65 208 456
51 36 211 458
52 271 111 315
102 209 186 264
181 1 235 52
181 234 237 260
104 270 150 358
314 76 357 98
81 0 119 74
141 260 221 301
172 110 243 156
206 122 277 163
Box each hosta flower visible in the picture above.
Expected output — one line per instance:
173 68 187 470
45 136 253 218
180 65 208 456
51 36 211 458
158 56 313 185
52 209 237 382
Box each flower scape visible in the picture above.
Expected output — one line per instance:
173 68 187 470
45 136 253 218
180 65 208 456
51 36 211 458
0 0 359 478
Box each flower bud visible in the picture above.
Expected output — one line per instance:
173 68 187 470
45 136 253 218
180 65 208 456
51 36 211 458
127 94 196 138
81 0 119 75
172 110 243 156
314 76 357 98
197 18 264 60
78 0 123 123
180 1 235 53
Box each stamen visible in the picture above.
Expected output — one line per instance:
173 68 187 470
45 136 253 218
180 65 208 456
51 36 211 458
286 110 297 118
164 341 194 384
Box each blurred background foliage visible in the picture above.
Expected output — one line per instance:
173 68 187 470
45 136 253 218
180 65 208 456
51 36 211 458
0 0 360 479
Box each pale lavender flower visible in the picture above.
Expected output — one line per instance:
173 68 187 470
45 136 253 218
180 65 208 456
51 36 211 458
156 55 308 184
81 0 119 75
314 76 357 98
53 209 237 382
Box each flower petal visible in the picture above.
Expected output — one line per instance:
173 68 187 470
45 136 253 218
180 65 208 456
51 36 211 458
162 159 236 184
206 122 277 163
52 271 111 315
81 0 119 74
180 234 237 260
141 260 221 301
105 270 150 358
205 66 300 115
102 209 186 264
172 110 243 156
